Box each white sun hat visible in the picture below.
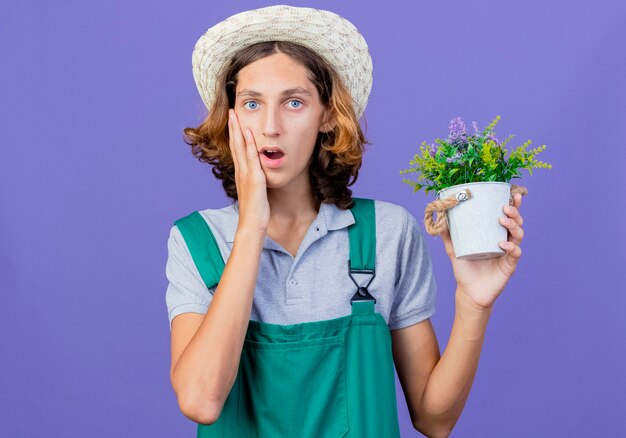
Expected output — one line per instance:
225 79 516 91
191 4 374 119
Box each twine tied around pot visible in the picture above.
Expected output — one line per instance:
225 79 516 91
424 184 528 236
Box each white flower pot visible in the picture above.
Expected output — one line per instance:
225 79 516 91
437 181 511 260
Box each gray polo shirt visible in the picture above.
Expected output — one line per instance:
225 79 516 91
165 199 437 331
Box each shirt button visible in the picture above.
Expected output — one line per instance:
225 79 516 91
290 278 298 286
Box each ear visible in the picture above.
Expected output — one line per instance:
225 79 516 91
319 109 337 133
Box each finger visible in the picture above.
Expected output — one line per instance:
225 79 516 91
230 109 248 174
227 110 239 175
504 204 524 227
499 215 524 244
499 239 522 263
244 128 261 163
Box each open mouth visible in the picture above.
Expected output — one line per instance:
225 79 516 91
263 150 285 160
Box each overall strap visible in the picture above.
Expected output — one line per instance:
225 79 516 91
173 211 225 293
347 198 377 308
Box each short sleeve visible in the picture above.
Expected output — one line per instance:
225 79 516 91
165 224 215 331
388 208 438 330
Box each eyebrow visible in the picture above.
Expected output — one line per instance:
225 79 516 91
236 87 313 98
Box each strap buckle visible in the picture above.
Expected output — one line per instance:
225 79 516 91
348 260 377 303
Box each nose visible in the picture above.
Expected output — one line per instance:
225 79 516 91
261 105 281 139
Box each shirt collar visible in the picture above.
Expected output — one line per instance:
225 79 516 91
224 201 355 243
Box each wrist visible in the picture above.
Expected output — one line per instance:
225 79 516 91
234 227 266 246
455 288 494 318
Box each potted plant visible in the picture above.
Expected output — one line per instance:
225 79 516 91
400 116 552 260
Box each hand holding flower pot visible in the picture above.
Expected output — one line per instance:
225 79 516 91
439 192 525 310
400 116 552 309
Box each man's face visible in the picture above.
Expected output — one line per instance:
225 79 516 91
233 52 332 189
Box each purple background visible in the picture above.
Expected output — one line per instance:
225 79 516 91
1 0 625 436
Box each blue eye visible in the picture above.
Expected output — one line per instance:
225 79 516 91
243 101 258 110
289 100 302 108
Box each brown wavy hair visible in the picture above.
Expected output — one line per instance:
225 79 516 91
182 40 371 211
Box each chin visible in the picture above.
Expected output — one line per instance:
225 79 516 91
263 174 294 190
264 179 283 189
262 166 308 190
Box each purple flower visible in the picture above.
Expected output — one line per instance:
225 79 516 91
448 117 467 142
446 152 462 163
486 132 502 146
472 121 479 135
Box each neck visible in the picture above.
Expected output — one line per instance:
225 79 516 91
267 185 319 223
